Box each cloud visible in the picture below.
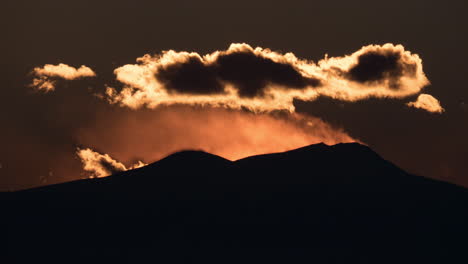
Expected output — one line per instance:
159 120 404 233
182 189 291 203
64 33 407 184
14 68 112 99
32 64 96 80
76 148 145 178
407 94 445 113
105 43 429 112
30 77 56 92
30 64 96 92
156 49 321 97
76 106 357 165
22 43 440 184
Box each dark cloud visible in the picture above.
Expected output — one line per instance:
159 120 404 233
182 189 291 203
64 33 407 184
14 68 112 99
108 43 429 111
346 51 418 88
156 48 321 98
157 56 224 95
214 51 321 98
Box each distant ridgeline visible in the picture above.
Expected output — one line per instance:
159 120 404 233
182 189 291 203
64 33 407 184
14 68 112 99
3 143 468 264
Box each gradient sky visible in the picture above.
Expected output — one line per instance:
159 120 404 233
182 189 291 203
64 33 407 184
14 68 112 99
1 0 467 190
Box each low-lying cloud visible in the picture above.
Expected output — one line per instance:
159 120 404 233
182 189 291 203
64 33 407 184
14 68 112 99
30 64 96 92
77 148 145 178
76 106 357 170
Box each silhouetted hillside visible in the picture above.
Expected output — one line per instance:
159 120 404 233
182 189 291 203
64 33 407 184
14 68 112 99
3 143 468 263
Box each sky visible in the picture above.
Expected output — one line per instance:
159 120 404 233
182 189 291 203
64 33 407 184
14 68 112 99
1 0 467 190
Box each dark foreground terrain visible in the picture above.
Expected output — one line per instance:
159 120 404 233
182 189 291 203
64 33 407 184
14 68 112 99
3 143 468 263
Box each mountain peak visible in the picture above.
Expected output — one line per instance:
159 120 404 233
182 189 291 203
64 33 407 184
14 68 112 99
234 142 375 163
295 142 372 153
148 150 231 168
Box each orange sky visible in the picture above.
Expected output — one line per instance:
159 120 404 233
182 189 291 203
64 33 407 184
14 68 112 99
76 106 356 177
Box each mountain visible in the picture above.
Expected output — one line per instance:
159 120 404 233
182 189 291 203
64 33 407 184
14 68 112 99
3 143 468 264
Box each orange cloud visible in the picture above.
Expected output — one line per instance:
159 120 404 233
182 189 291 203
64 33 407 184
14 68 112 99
27 44 440 178
76 106 357 168
407 93 445 113
105 43 429 112
30 64 96 92
76 148 145 178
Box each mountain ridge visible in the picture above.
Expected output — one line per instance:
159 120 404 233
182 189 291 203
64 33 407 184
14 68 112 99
3 142 468 263
6 142 448 193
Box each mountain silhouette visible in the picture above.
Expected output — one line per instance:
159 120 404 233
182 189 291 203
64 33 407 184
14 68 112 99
3 143 468 263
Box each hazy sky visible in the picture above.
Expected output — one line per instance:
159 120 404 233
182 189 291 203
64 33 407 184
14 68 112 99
1 0 467 190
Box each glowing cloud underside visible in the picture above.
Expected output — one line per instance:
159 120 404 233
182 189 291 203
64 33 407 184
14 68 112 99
30 64 96 92
105 43 431 112
77 148 145 178
76 106 357 171
407 93 445 113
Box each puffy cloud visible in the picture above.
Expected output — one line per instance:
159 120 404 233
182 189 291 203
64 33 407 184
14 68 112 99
32 64 96 80
30 64 96 92
155 49 320 97
76 148 145 178
25 44 440 182
105 43 429 112
407 94 445 113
